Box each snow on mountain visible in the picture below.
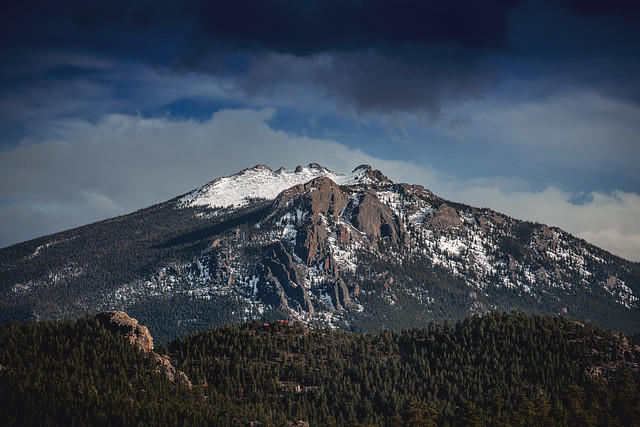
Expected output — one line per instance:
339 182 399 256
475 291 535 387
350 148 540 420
180 164 336 209
179 163 389 210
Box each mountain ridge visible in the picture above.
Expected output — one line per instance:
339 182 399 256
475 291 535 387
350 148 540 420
1 163 638 341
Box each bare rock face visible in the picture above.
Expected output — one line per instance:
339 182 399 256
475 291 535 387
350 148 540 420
351 191 407 247
264 243 315 316
330 277 354 309
583 330 640 379
336 224 350 246
275 177 348 264
296 221 328 264
306 177 348 221
95 311 154 353
275 176 347 221
95 311 192 387
426 204 462 231
153 353 193 388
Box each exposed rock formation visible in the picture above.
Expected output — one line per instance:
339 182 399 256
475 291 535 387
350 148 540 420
95 311 191 387
266 171 409 314
581 330 640 379
329 277 353 309
264 243 314 316
95 310 154 353
426 204 462 231
153 353 192 387
336 224 350 246
351 191 407 246
272 177 348 264
352 164 393 185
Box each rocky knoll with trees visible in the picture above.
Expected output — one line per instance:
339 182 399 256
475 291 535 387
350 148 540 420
1 311 639 425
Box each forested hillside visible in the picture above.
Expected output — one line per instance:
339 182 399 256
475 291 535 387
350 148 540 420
1 312 639 425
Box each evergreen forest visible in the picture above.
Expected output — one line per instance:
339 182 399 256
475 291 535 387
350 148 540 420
1 311 639 426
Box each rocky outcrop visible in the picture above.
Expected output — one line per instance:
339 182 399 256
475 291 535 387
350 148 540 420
329 278 354 310
336 224 350 246
260 269 291 310
153 353 192 388
95 311 191 387
264 243 314 316
306 177 348 221
296 221 329 264
95 311 154 353
581 330 640 379
426 204 462 231
276 176 347 220
351 191 407 247
352 164 393 185
274 177 348 264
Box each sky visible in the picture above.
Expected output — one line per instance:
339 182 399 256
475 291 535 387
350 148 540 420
1 0 639 261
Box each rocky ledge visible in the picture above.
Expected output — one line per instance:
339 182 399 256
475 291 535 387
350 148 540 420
95 311 192 387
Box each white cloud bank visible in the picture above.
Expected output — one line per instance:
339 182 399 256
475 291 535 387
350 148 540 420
1 108 639 262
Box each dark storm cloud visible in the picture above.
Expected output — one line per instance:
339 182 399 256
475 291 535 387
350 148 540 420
1 0 639 116
188 0 522 54
0 0 522 52
176 0 524 115
4 0 640 64
1 0 524 116
238 49 497 116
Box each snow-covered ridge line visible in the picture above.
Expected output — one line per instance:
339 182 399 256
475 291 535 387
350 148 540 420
179 163 383 210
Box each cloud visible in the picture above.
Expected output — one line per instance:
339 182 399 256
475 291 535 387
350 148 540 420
187 0 521 54
445 86 640 191
1 107 639 263
237 49 497 117
1 0 523 58
3 0 638 122
558 0 640 21
1 0 524 119
0 50 236 143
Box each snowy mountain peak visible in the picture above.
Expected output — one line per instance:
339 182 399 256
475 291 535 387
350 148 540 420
347 164 393 185
180 163 343 210
352 164 372 173
179 163 393 210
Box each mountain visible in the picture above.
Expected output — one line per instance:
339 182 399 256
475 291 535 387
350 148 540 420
1 163 639 341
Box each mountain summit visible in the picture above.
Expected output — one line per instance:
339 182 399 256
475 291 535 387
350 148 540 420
1 163 639 341
179 163 389 210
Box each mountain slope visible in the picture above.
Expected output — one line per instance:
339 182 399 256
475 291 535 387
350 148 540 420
1 163 639 341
